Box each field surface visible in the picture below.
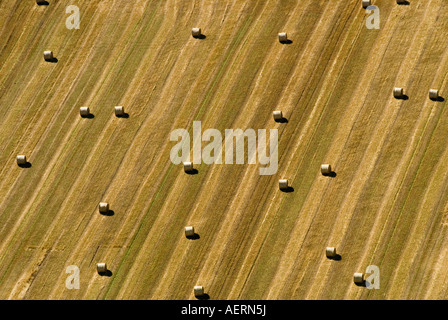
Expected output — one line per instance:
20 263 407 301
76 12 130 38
0 0 447 299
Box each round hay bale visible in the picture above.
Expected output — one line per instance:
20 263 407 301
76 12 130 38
429 89 439 100
362 0 371 8
321 164 332 175
17 155 27 166
192 28 201 37
278 32 288 42
97 263 107 274
185 226 195 237
99 202 109 214
326 247 337 258
43 51 53 61
393 87 404 98
273 111 283 121
354 272 364 284
279 179 289 190
115 106 125 117
184 162 193 173
194 286 204 297
80 107 90 117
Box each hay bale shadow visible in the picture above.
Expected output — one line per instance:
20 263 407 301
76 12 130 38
280 186 294 193
186 169 198 175
323 171 337 178
430 96 445 102
101 210 115 216
196 293 210 300
46 57 58 63
398 1 410 5
18 162 32 168
396 94 409 100
116 113 129 118
37 1 49 5
274 117 288 123
186 233 200 240
193 34 206 39
328 254 341 261
99 270 113 277
81 113 94 119
354 280 366 287
280 39 293 44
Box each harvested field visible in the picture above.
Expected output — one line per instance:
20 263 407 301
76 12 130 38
0 0 447 299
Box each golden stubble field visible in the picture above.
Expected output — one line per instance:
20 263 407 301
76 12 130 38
0 0 447 299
